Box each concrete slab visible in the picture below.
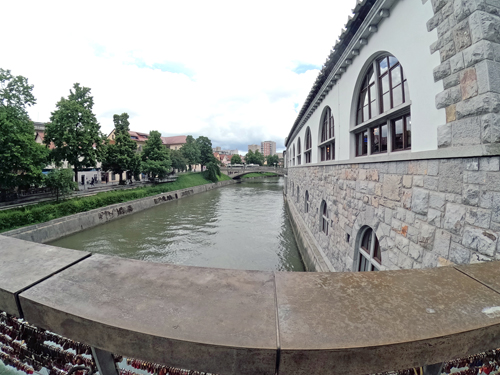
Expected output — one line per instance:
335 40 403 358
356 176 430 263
19 254 277 375
0 235 90 316
455 261 500 293
275 266 500 375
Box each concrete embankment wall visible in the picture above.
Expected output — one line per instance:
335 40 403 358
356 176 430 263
2 180 236 244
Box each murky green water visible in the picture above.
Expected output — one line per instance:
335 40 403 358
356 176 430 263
49 177 304 271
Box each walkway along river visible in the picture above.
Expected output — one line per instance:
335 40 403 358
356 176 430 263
49 177 305 271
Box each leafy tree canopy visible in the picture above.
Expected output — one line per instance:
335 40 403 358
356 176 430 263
102 113 138 184
141 130 172 180
196 136 213 170
44 83 104 183
44 168 77 202
170 149 188 172
231 154 242 164
246 149 264 166
0 69 48 196
180 135 200 171
204 155 221 183
266 154 279 166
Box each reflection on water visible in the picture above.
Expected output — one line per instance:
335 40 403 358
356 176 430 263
50 177 305 272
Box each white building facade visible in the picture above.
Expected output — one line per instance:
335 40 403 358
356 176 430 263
285 0 500 272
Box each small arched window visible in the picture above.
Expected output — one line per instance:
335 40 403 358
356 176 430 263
355 55 411 157
357 227 381 271
292 144 296 166
296 186 300 202
305 190 309 213
304 127 312 163
319 107 335 162
321 200 328 235
297 137 302 165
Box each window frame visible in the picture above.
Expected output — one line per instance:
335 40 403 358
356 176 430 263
319 107 335 162
353 55 411 158
357 227 381 272
321 201 328 235
305 190 309 213
305 127 312 164
297 137 302 165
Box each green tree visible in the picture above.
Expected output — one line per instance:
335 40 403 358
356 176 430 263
204 155 221 183
180 135 200 171
141 130 172 180
196 136 213 171
170 149 188 172
266 154 279 167
102 113 138 185
0 68 49 199
44 83 104 184
246 149 264 166
231 154 242 164
245 149 255 164
44 168 77 202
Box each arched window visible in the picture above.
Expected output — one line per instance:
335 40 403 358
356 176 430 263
297 138 302 165
355 55 411 157
304 127 312 163
291 182 294 196
292 144 296 166
320 200 328 235
305 190 309 213
319 107 335 162
297 186 300 202
357 227 381 271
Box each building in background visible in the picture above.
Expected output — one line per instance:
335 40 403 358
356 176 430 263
161 135 187 150
248 144 259 153
261 141 276 156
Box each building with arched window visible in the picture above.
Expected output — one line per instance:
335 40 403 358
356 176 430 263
284 0 500 273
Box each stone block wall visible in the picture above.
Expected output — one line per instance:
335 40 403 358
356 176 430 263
286 156 500 272
429 0 500 149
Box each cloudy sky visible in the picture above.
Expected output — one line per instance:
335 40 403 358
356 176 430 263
3 0 356 153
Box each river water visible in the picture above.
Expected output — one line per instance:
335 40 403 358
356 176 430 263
49 177 305 272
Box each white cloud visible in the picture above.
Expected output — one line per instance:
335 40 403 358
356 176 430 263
3 0 356 150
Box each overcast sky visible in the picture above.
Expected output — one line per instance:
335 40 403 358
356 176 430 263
3 0 356 153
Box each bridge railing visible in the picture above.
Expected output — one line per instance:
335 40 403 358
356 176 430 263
1 235 500 375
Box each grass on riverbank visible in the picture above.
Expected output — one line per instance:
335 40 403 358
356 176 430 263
0 172 231 233
240 172 278 179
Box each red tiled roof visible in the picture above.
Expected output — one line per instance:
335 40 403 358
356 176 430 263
161 135 187 146
128 131 149 141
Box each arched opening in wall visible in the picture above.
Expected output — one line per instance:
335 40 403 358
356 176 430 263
318 106 334 162
304 127 312 163
354 54 411 157
293 144 296 166
320 200 328 235
296 186 300 203
356 226 381 271
305 190 309 213
297 137 302 165
291 181 294 196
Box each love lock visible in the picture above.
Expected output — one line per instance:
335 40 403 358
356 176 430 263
68 365 95 375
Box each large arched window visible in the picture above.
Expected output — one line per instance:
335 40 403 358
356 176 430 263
319 107 334 162
320 200 328 235
304 127 312 163
355 55 411 157
357 227 381 271
297 138 301 165
292 144 296 166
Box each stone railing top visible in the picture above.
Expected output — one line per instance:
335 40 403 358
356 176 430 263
1 235 500 375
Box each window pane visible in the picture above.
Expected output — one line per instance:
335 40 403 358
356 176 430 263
393 85 403 107
368 69 375 85
326 145 331 160
406 115 412 149
370 101 377 118
362 131 368 155
363 105 369 122
393 118 404 150
373 236 381 263
382 92 391 112
381 124 388 152
404 80 410 102
370 84 377 101
391 66 402 87
379 57 388 75
389 56 398 68
381 74 389 94
371 127 380 153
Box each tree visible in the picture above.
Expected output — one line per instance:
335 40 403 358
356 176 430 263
231 154 242 165
245 149 255 164
196 136 213 171
266 154 279 167
141 130 172 180
44 83 104 184
170 149 188 172
0 68 49 199
102 113 138 185
204 155 221 183
44 169 77 202
246 149 264 166
180 135 200 171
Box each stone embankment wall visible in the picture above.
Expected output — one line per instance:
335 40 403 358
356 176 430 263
286 156 500 272
3 180 236 244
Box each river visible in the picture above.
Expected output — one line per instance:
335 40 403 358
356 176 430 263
49 177 305 272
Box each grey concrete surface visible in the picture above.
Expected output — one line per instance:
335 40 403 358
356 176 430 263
0 236 89 317
274 267 500 375
19 254 277 375
455 261 500 292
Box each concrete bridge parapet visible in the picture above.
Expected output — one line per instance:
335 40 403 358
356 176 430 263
1 235 500 375
221 166 286 179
